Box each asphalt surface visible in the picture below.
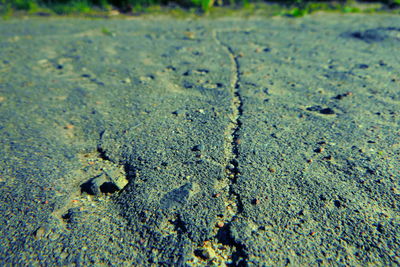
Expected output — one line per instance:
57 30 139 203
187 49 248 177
0 14 399 266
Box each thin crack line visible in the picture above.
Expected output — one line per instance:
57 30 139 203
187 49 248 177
213 29 248 265
213 29 244 213
227 45 244 162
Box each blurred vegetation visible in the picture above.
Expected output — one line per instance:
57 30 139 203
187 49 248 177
1 0 399 15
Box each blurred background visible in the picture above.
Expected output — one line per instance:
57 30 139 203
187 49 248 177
1 0 399 17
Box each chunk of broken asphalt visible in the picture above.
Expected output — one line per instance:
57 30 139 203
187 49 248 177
81 174 108 195
103 169 128 191
81 169 128 195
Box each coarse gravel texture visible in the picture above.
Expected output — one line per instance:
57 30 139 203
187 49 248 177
0 13 399 266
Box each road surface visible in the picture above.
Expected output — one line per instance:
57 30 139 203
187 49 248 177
0 14 399 265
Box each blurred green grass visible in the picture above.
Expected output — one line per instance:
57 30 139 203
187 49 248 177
1 0 399 15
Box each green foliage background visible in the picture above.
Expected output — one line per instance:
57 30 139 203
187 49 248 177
1 0 400 14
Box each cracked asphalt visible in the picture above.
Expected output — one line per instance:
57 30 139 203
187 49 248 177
0 14 399 265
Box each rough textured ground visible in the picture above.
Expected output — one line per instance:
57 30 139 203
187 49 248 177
0 14 399 266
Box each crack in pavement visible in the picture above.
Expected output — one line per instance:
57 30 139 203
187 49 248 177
213 30 248 265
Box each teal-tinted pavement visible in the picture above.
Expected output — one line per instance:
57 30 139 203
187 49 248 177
0 14 399 265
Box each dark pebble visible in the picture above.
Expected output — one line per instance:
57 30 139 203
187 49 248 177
192 144 204 151
320 108 335 115
334 200 341 208
334 94 345 100
230 158 238 167
166 65 176 71
183 70 192 76
172 110 184 116
197 69 209 74
183 81 194 89
315 147 324 153
62 207 85 223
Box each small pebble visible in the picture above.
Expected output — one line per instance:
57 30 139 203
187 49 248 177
123 78 131 84
227 164 235 171
166 65 176 71
184 32 195 39
216 222 224 228
345 91 353 96
334 91 353 100
34 226 47 240
315 147 324 153
197 247 216 259
192 144 204 151
320 108 335 115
